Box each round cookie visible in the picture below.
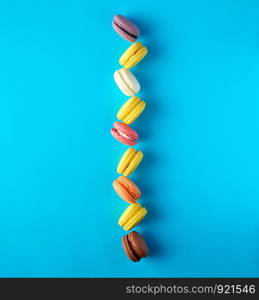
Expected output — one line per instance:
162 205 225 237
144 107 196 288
122 231 149 262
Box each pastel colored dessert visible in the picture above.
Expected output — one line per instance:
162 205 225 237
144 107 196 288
111 122 138 146
112 15 140 42
119 42 148 69
122 231 148 262
118 203 147 231
117 148 143 176
114 68 140 96
117 96 145 124
113 176 141 203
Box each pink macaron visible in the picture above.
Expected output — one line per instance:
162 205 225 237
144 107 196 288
111 122 138 146
112 15 140 42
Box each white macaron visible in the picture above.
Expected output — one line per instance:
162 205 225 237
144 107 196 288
114 68 140 96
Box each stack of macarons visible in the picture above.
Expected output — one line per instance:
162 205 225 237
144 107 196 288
111 15 149 262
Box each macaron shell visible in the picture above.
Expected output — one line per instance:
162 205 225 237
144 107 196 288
118 203 141 227
118 203 147 231
117 96 146 124
117 148 137 174
114 70 134 96
119 42 142 66
123 150 143 176
113 122 138 141
128 231 149 258
118 176 141 199
124 206 147 231
119 42 148 69
114 15 140 36
114 69 140 96
113 15 139 42
124 102 145 124
117 96 140 119
123 47 147 69
122 69 140 95
112 24 134 42
111 128 137 146
113 180 136 203
118 203 139 225
113 176 141 203
122 235 140 262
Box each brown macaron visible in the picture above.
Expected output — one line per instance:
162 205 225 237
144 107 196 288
122 231 149 262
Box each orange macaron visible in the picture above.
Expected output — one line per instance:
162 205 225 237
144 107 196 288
112 176 141 203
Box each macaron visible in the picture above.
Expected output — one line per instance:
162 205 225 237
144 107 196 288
117 96 146 124
118 203 147 231
117 148 143 176
111 122 138 146
112 15 140 42
122 231 149 262
119 42 148 69
114 68 140 96
113 176 141 203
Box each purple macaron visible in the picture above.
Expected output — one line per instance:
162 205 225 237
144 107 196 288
112 15 140 42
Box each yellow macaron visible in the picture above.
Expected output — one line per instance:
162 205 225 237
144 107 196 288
117 96 146 124
119 42 148 69
118 203 147 231
117 148 143 176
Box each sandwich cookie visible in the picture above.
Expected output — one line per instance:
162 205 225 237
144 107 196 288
113 176 141 203
117 148 143 176
118 203 147 231
117 96 145 124
114 68 140 96
122 231 149 262
111 122 138 146
112 15 140 42
119 42 148 69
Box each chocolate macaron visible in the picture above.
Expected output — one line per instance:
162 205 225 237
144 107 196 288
112 15 140 42
122 231 148 262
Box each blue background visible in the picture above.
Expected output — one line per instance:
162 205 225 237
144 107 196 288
0 0 258 277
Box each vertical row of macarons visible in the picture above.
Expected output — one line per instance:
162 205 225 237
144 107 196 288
111 15 149 262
